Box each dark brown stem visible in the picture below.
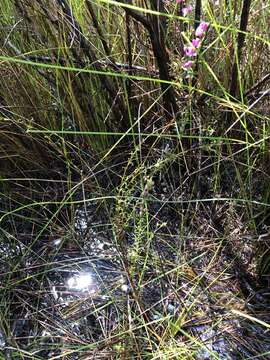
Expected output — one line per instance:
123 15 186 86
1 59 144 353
192 0 202 88
149 0 178 117
228 0 252 100
24 55 159 75
194 0 202 31
122 2 150 30
126 12 132 100
119 0 178 118
224 0 251 127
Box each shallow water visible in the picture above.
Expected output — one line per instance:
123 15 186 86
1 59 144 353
1 201 270 359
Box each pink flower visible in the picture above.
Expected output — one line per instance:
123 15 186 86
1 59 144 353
182 5 193 16
184 46 197 57
176 0 185 3
192 38 200 48
195 21 209 37
182 60 193 70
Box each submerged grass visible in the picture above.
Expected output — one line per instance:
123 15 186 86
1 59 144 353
0 0 270 358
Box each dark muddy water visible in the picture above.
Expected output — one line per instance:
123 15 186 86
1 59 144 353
1 196 270 359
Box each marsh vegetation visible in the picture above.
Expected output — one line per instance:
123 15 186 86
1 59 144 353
0 0 270 358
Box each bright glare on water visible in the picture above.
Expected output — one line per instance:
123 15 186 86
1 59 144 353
67 272 96 293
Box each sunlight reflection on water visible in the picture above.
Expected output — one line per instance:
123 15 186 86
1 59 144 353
66 272 97 293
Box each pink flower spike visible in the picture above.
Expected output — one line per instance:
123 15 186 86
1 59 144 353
195 21 209 37
182 60 193 70
182 5 193 16
192 38 200 48
176 0 184 3
184 46 197 57
200 21 209 31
